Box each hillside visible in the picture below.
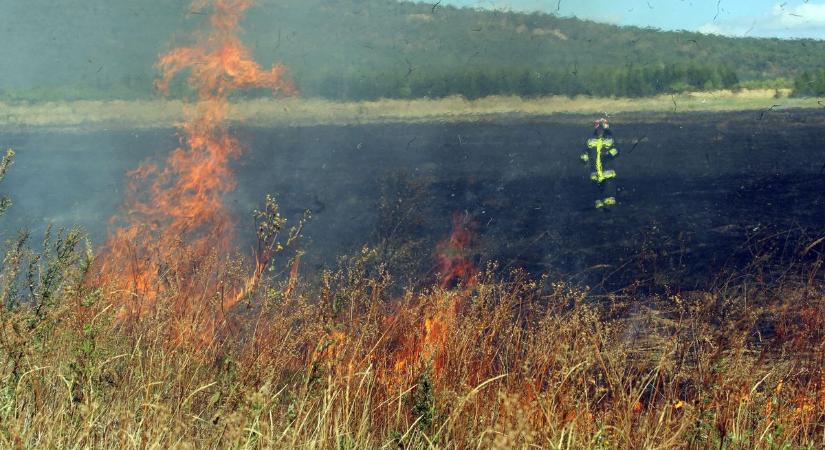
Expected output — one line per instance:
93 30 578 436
1 0 824 101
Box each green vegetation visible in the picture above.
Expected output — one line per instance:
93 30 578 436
312 62 740 101
0 150 13 217
3 0 825 102
793 69 825 96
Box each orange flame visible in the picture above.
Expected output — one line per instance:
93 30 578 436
389 213 479 380
436 213 478 289
96 0 295 336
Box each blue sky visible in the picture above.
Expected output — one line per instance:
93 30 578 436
440 0 825 39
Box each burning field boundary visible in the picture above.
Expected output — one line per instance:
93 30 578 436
0 89 823 131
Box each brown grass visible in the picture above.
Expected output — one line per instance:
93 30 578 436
1 232 823 449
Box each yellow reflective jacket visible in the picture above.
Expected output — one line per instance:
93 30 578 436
580 136 618 183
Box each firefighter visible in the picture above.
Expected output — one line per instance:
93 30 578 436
580 118 619 209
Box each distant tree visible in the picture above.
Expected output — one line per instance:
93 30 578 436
792 70 825 96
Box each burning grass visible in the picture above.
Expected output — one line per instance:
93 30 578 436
95 0 296 341
0 226 823 448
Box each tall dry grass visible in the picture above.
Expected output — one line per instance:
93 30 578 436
0 229 823 449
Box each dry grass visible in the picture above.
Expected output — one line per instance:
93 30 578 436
0 89 820 131
1 234 823 449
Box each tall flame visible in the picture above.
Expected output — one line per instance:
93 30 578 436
96 0 295 329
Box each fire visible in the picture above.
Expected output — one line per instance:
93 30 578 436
96 0 295 336
389 213 478 379
436 213 478 289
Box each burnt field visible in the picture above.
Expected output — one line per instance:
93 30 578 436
3 109 825 291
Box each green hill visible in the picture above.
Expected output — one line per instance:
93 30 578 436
1 0 824 101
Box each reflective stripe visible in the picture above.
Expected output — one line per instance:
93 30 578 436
586 137 618 183
591 170 616 182
596 197 616 209
595 139 604 181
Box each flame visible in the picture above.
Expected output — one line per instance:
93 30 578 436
389 213 478 380
96 0 295 337
436 213 478 289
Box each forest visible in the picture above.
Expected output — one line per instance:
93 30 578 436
306 62 742 101
1 0 824 101
792 68 825 96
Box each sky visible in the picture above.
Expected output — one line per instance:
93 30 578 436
441 0 825 39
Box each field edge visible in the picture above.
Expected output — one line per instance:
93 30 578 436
1 89 822 132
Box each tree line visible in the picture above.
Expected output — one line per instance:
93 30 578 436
299 62 740 101
793 69 825 97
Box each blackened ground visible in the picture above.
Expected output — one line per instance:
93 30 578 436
3 109 825 291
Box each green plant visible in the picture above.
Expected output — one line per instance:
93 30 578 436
0 149 13 217
412 369 437 432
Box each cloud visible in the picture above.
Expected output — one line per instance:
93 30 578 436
699 2 825 39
